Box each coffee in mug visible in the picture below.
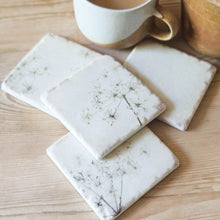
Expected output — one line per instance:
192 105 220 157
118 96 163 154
74 0 179 49
89 0 148 9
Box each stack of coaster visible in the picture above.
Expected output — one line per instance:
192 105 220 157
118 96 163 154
1 33 217 220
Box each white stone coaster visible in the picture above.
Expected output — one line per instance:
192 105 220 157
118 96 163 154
42 56 166 159
124 42 217 131
1 33 102 115
47 127 179 220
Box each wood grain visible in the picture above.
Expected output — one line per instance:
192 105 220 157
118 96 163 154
0 0 220 219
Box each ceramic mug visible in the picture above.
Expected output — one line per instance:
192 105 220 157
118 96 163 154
73 0 179 49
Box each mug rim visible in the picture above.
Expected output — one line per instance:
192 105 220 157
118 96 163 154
85 0 153 12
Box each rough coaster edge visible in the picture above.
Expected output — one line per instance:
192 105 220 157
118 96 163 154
42 56 166 159
124 41 218 131
46 130 179 220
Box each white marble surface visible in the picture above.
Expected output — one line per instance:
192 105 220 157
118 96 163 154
1 33 102 115
124 41 217 131
47 127 179 220
42 56 166 159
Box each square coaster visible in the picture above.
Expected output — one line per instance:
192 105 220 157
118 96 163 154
1 33 102 115
42 56 166 159
124 42 217 130
47 127 179 220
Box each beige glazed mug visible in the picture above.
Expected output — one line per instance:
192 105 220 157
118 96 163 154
73 0 179 49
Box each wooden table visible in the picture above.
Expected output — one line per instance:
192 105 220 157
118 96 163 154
1 0 220 219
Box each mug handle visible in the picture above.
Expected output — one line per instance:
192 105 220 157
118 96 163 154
148 5 179 41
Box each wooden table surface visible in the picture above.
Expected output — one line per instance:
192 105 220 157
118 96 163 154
1 0 220 219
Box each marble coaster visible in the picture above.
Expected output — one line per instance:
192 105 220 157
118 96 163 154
42 56 166 159
124 42 217 131
47 127 179 220
1 33 102 115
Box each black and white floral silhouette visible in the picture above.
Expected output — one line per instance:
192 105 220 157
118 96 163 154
70 139 147 218
81 65 155 127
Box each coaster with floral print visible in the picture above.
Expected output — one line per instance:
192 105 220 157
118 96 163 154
1 33 102 115
47 127 179 220
42 56 166 159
